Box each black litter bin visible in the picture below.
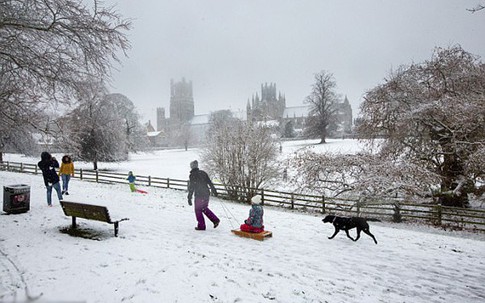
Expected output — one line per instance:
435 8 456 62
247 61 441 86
3 184 30 214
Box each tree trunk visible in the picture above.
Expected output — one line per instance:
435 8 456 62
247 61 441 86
0 152 3 162
319 128 327 144
93 160 98 171
439 153 469 207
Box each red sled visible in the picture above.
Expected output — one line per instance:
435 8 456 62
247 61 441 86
136 189 148 194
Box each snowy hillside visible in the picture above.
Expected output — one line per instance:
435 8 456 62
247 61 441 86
1 171 484 303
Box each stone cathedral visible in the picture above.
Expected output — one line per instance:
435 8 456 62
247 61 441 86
246 83 286 122
149 78 353 147
156 78 194 132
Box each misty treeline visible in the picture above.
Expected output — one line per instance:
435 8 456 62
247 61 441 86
0 0 149 168
293 45 485 208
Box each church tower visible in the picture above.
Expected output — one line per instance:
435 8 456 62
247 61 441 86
247 83 286 121
169 78 194 123
156 107 166 131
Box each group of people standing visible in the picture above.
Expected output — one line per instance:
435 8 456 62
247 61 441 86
37 152 265 233
37 152 74 207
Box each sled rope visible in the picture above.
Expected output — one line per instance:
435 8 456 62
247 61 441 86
218 199 239 229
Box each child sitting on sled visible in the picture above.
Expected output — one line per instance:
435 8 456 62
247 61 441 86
240 195 264 233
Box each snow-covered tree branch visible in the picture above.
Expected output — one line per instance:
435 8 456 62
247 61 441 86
357 45 485 207
292 46 485 208
202 115 280 202
0 0 131 160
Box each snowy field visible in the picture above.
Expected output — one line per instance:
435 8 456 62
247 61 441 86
3 139 367 180
1 139 485 302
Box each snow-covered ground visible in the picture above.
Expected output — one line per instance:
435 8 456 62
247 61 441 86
1 139 484 302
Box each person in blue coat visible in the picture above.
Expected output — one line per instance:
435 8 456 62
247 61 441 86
127 171 136 192
240 195 264 233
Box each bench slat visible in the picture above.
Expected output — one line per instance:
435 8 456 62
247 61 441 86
61 201 111 223
60 201 128 237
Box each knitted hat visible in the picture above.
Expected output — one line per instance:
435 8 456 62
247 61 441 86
190 160 198 169
251 195 262 205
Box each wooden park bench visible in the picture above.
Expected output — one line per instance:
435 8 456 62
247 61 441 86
60 201 129 237
231 229 273 241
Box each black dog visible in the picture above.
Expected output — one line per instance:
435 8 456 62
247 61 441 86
322 215 380 244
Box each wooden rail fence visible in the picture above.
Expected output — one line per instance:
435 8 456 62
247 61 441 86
1 161 484 232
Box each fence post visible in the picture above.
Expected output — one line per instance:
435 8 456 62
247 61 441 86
435 204 442 226
35 165 38 174
167 178 170 189
95 170 99 183
20 163 23 172
80 169 83 180
7 162 9 171
322 195 326 213
261 189 265 205
148 176 151 187
291 193 294 209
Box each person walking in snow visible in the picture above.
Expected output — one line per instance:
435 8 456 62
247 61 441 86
187 160 220 230
127 171 136 192
38 152 63 207
59 155 74 195
240 195 265 233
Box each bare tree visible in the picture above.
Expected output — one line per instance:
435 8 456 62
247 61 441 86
357 45 485 207
104 93 149 152
172 122 192 150
0 0 131 160
202 119 280 202
304 70 339 143
61 81 129 170
292 46 485 208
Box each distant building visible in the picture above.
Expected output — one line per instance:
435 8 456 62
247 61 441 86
156 78 194 130
280 96 353 138
146 120 166 147
282 105 310 129
149 80 353 147
156 107 167 132
246 83 286 122
189 114 210 145
334 96 353 135
169 78 194 124
153 78 195 147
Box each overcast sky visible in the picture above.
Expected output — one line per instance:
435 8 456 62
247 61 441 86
105 0 485 124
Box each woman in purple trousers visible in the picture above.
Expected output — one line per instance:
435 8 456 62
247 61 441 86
187 160 220 230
